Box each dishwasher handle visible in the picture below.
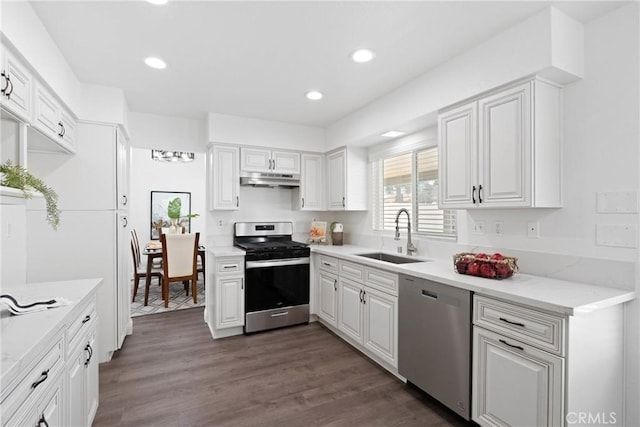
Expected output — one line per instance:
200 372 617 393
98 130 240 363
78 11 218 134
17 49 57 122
421 290 438 299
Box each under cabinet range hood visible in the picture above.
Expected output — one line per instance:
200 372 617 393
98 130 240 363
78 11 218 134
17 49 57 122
240 172 300 188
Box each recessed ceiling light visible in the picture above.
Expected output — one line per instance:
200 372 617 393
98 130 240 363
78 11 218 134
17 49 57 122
305 91 323 101
147 0 169 5
351 49 376 63
381 130 406 138
144 57 167 69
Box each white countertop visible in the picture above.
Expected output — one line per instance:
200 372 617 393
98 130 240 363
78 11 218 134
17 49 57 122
0 278 102 392
311 245 635 316
208 246 246 257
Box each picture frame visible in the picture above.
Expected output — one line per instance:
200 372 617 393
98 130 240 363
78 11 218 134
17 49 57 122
150 191 192 240
308 221 327 244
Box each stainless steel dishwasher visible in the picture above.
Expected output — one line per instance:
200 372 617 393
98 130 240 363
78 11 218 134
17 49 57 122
398 274 472 420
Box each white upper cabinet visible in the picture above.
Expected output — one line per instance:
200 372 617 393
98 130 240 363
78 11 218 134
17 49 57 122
439 78 562 208
210 145 240 210
116 128 129 210
295 153 325 210
327 147 367 211
1 47 32 123
241 147 300 174
33 82 77 154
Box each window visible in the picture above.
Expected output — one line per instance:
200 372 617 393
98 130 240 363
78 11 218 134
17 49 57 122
372 146 456 237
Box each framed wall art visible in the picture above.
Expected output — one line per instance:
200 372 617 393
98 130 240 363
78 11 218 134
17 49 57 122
150 191 192 240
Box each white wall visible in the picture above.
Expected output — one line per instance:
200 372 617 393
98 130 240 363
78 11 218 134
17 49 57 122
129 112 207 152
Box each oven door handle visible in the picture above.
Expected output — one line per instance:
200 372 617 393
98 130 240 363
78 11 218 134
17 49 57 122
246 258 310 269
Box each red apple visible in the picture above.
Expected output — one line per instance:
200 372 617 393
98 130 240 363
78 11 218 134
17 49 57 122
467 262 481 275
456 258 470 274
491 253 505 260
476 253 489 259
495 263 511 277
480 263 496 278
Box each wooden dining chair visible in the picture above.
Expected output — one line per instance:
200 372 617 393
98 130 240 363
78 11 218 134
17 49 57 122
160 232 200 308
130 239 164 305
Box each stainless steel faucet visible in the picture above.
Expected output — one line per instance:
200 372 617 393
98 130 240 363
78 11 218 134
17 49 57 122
394 208 417 256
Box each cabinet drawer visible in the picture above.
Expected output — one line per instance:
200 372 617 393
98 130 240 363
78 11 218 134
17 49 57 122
216 257 244 274
364 268 398 295
318 255 339 273
339 260 365 282
474 295 565 356
67 297 96 350
2 335 64 423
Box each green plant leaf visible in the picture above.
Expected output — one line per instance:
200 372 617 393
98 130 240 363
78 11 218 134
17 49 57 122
167 197 182 219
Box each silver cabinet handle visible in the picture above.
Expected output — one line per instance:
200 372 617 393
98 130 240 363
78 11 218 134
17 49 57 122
333 279 337 291
342 196 345 207
241 278 244 290
301 197 305 208
236 196 239 207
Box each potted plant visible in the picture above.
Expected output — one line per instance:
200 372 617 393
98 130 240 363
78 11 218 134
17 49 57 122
167 197 199 233
0 160 60 229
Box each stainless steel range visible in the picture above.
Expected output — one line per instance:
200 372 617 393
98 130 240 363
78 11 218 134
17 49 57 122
234 222 310 334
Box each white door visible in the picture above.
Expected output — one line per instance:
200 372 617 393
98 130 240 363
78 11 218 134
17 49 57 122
300 153 324 210
338 278 363 343
478 82 531 206
327 150 346 210
438 102 477 208
212 145 240 210
216 276 244 328
473 327 563 427
363 287 397 367
241 147 271 172
272 150 300 174
317 270 338 327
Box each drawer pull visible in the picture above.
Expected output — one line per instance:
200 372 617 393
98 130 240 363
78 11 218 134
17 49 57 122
422 290 438 299
82 314 91 324
85 343 93 366
223 265 237 269
322 261 332 267
38 414 49 427
499 317 525 328
499 339 524 351
271 311 289 317
31 369 50 390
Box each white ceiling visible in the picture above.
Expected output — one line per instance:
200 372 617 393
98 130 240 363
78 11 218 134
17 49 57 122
29 1 626 128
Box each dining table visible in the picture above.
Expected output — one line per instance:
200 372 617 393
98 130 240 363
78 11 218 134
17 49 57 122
143 242 206 295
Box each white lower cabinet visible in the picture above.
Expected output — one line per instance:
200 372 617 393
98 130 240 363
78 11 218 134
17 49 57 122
206 254 245 338
472 294 625 427
8 373 64 427
67 324 99 427
315 255 398 371
317 269 338 327
473 327 563 427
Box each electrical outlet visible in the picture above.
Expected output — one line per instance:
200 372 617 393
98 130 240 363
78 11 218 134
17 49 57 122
494 221 504 235
527 221 539 238
473 221 485 235
397 246 403 254
217 219 223 229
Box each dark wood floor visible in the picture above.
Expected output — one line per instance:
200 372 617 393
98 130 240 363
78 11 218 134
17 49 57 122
94 308 469 426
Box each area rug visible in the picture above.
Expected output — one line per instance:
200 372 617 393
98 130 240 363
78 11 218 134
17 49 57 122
131 280 205 317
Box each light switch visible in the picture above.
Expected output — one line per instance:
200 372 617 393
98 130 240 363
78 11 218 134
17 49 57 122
596 224 638 248
596 191 638 213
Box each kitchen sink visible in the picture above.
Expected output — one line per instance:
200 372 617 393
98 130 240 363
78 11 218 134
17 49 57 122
355 252 427 264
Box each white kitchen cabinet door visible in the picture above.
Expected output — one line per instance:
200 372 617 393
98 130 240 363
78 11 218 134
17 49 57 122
317 270 338 327
67 327 98 427
116 128 130 210
85 329 99 426
241 147 271 172
116 212 131 349
1 47 32 122
272 150 300 174
363 286 397 367
298 153 324 210
478 82 531 206
327 149 346 210
473 327 564 427
327 147 367 211
338 277 364 343
211 145 240 210
215 276 244 329
438 102 477 207
32 83 76 154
